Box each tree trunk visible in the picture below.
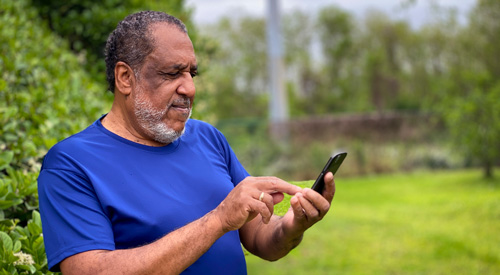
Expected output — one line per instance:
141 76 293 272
484 160 493 179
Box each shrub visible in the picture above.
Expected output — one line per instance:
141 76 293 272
0 211 48 274
0 0 107 272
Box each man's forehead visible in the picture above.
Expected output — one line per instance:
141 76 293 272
145 55 197 71
147 23 197 66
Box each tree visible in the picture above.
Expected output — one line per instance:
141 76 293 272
314 6 358 114
198 16 269 120
29 0 194 84
439 0 500 178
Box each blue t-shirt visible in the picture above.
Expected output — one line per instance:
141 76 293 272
38 117 250 273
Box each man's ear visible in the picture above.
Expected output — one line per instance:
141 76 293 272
114 61 135 96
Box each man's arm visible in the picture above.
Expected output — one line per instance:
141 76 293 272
60 176 301 274
61 210 223 275
239 172 335 261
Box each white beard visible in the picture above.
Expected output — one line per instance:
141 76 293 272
133 88 191 145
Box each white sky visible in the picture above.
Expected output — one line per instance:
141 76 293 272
185 0 477 28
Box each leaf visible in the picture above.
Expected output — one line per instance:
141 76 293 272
17 265 36 273
0 199 23 210
25 201 39 211
13 240 21 253
31 211 42 228
27 221 42 237
0 231 13 252
0 151 14 171
32 235 44 251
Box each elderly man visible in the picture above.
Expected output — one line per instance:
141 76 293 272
38 11 335 274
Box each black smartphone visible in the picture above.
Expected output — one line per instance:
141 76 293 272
311 152 347 194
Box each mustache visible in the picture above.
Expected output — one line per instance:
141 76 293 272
169 97 191 108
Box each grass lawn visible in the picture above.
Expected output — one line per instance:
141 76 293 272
246 169 500 274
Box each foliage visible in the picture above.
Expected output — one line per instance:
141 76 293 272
0 0 108 172
312 6 358 113
0 168 39 225
199 5 445 120
200 2 499 178
251 169 500 274
31 0 189 55
1 0 499 272
444 80 500 178
27 0 209 120
197 17 269 120
432 0 500 178
0 0 106 272
217 117 462 181
0 211 52 274
29 0 192 82
1 0 199 271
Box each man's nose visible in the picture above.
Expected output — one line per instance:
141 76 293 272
177 72 196 97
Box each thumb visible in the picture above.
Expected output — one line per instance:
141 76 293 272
271 192 284 205
290 194 306 219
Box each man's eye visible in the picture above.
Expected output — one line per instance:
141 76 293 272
160 72 179 79
160 71 197 79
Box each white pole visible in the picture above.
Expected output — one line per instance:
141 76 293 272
266 0 289 140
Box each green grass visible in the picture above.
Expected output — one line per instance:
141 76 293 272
246 169 500 274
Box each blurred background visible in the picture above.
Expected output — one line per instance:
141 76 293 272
2 0 498 180
0 0 499 273
184 0 499 181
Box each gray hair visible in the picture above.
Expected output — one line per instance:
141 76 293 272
104 11 187 93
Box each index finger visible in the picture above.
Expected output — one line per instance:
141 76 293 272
252 176 302 195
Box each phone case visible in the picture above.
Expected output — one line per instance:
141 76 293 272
311 152 347 193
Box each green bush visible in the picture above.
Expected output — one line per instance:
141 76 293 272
0 211 48 274
30 0 190 59
28 0 192 82
0 0 108 272
0 0 108 171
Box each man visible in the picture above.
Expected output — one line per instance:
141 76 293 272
38 11 335 274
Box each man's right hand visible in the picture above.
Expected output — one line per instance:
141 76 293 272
213 176 302 233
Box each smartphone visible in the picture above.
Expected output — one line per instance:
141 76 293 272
311 152 347 194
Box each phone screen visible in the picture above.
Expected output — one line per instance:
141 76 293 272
311 152 347 194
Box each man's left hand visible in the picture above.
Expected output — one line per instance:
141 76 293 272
282 171 335 238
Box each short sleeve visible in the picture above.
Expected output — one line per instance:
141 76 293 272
38 165 115 271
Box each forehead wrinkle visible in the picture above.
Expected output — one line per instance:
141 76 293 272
165 63 198 71
146 45 196 69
